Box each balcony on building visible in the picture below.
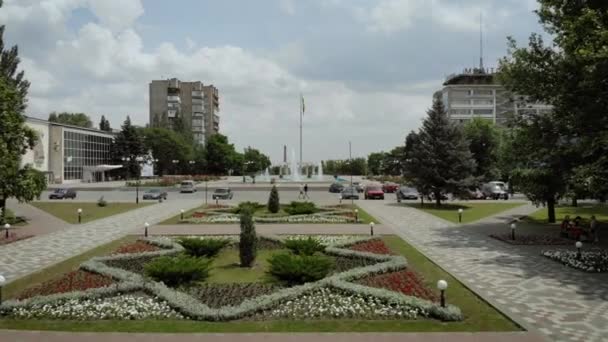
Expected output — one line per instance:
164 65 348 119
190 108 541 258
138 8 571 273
167 110 177 118
167 95 181 103
168 78 180 89
192 90 203 99
213 114 220 124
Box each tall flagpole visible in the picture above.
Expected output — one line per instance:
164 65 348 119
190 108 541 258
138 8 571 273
299 94 303 172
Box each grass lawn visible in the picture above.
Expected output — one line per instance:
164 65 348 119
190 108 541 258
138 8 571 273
207 248 281 283
0 235 518 332
406 202 525 224
526 204 608 224
159 204 221 225
31 202 153 224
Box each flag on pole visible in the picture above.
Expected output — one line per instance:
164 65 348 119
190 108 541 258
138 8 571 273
301 94 305 114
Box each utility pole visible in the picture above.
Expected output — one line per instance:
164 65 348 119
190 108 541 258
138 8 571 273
350 141 354 206
299 95 303 173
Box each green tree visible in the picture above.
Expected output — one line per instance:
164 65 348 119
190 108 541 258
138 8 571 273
141 127 194 176
382 147 405 176
243 146 271 181
0 9 47 221
463 118 500 181
367 152 386 176
111 116 145 178
99 115 111 132
48 112 93 128
239 208 257 267
205 134 240 174
268 185 280 213
404 98 476 205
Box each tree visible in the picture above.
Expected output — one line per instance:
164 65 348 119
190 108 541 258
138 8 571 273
141 127 194 176
403 98 476 205
463 118 500 181
382 147 405 176
0 7 47 221
367 152 386 175
205 134 241 174
110 116 145 178
99 115 111 132
48 112 93 128
243 147 271 181
268 185 280 213
239 208 257 267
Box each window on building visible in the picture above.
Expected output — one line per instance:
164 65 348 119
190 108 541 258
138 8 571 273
63 130 112 181
473 90 493 96
473 109 494 115
452 99 470 105
450 109 471 115
472 99 494 105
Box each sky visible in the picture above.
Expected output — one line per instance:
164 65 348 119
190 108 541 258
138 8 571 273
1 0 545 163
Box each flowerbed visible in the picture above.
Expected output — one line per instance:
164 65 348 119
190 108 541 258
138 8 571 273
17 270 115 300
183 283 281 308
542 249 608 272
490 234 571 245
113 241 162 254
180 205 357 224
357 270 437 301
0 233 33 246
349 239 393 255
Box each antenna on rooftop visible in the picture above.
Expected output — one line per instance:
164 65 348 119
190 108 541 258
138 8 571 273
479 11 484 71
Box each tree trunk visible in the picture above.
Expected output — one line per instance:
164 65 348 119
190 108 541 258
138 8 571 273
571 197 578 207
420 196 424 207
0 197 6 224
547 198 556 223
435 191 441 206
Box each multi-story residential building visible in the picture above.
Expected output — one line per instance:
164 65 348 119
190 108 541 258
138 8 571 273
436 68 552 125
149 78 220 144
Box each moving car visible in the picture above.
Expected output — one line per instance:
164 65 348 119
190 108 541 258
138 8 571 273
353 182 365 193
396 186 418 202
481 181 509 200
382 182 399 193
142 188 167 200
212 188 234 200
329 183 345 193
364 184 385 200
48 188 77 200
340 187 360 200
180 180 197 193
464 189 485 200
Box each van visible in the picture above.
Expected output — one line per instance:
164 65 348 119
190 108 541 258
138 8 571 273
180 180 197 193
481 181 508 200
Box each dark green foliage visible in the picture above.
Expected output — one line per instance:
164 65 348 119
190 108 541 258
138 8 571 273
463 118 500 181
234 201 264 214
284 237 325 256
284 201 317 215
322 158 367 175
239 208 257 267
110 116 146 178
99 115 111 132
48 112 92 128
97 196 107 207
0 209 25 225
141 127 194 176
144 254 211 287
267 253 333 285
243 146 272 177
178 238 229 258
182 283 280 308
267 186 280 213
367 152 386 175
105 255 160 275
332 255 380 273
205 134 242 174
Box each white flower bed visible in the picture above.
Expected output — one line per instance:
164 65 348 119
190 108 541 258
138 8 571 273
184 214 351 224
5 294 184 320
542 249 608 272
283 235 371 247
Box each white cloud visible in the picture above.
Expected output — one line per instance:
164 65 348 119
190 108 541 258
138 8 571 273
87 0 144 32
278 0 296 15
185 37 196 50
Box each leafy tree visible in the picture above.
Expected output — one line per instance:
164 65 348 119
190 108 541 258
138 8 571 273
99 115 111 132
268 185 280 213
243 146 271 181
367 152 386 176
205 134 241 174
0 8 47 221
239 208 257 267
382 147 405 176
141 127 194 175
110 116 145 178
404 98 476 205
48 112 93 128
463 118 500 181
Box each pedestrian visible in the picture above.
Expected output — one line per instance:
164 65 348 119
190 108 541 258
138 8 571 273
298 183 305 199
304 183 309 199
590 215 599 243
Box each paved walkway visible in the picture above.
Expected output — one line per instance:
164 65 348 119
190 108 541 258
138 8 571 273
6 200 70 237
146 223 392 236
0 199 202 283
358 201 608 342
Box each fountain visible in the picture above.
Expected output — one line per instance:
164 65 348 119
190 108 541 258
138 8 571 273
317 161 323 181
263 168 270 182
290 148 301 181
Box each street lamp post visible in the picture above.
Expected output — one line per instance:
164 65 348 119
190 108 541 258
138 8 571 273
354 209 359 223
172 160 179 175
180 209 185 220
189 160 195 175
510 222 516 240
370 221 375 236
458 208 463 223
576 241 583 259
0 274 5 305
77 208 82 224
437 280 448 307
144 222 149 237
3 223 9 239
123 156 145 204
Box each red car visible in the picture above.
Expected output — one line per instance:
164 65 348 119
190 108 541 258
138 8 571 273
382 182 399 193
364 184 385 200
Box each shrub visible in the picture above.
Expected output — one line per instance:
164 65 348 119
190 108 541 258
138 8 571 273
97 196 107 207
239 208 257 267
284 201 317 215
268 186 280 213
267 253 333 285
284 237 325 256
178 237 229 258
234 201 264 214
144 255 211 287
0 209 25 225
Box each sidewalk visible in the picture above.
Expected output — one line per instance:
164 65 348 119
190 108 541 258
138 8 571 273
145 223 392 236
6 200 69 237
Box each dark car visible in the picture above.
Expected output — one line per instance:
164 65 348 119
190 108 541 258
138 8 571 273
396 186 418 202
382 182 399 193
353 182 365 193
364 184 385 200
48 188 77 200
329 183 345 193
142 188 167 200
212 188 233 200
340 187 360 200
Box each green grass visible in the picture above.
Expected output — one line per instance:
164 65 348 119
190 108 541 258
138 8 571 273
353 205 378 224
31 202 153 224
207 248 281 283
406 202 525 224
526 204 608 224
158 204 220 225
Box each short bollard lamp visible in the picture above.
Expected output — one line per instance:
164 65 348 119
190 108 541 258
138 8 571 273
575 241 583 259
4 223 9 239
77 208 83 224
510 222 516 240
0 274 5 305
370 222 375 236
180 209 185 220
339 195 342 204
144 222 149 237
354 209 359 223
458 208 463 223
437 279 448 307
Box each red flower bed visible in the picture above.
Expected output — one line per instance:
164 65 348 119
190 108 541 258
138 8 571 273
358 270 438 301
0 232 34 246
112 240 160 254
18 270 114 299
191 212 207 218
349 239 393 255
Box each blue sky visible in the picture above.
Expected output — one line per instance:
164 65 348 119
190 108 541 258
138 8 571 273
1 0 545 163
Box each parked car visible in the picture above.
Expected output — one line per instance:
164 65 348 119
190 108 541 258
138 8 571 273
340 187 360 200
48 188 77 200
212 188 233 200
396 186 418 202
142 188 167 200
329 183 345 193
464 188 485 200
364 184 385 200
382 182 399 193
180 180 197 193
481 181 509 200
353 182 365 193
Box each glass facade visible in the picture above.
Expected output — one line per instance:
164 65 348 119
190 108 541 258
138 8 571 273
63 130 113 181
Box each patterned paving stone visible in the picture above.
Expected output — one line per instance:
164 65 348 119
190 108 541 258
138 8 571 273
358 201 608 342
